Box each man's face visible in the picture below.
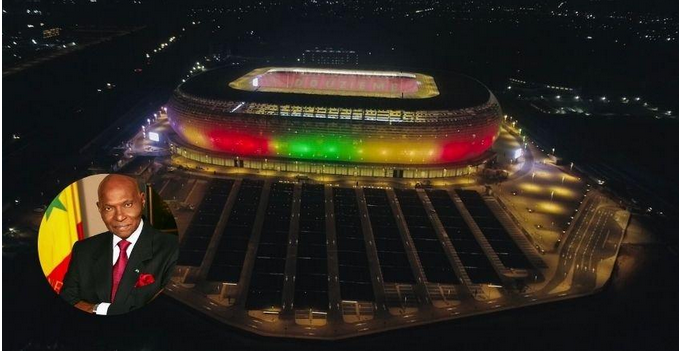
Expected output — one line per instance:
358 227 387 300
97 178 145 239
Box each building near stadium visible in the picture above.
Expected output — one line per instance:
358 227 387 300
167 66 502 178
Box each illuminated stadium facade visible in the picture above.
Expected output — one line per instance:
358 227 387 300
167 66 502 178
157 67 606 340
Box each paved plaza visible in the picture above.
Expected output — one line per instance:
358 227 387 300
122 113 631 339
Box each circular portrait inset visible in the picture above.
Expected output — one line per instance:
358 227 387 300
38 174 179 315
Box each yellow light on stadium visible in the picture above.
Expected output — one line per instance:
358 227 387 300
548 186 578 198
518 182 543 193
535 201 568 215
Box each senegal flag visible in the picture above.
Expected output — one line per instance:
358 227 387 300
38 182 84 294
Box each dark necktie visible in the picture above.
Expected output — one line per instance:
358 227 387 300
111 239 131 303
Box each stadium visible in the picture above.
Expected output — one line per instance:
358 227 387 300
167 66 502 178
154 66 562 339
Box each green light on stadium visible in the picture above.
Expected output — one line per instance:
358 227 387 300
272 135 359 160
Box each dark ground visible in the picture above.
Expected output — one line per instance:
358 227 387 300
3 241 677 350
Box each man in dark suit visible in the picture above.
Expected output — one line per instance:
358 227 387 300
61 174 178 315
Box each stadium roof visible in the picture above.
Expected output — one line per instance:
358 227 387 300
177 65 492 111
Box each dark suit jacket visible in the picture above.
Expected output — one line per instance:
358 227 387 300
60 223 178 315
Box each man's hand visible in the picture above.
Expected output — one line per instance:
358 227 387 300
74 301 95 314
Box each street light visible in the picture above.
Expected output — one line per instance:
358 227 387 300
550 191 554 201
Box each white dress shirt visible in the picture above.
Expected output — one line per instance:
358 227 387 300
95 219 144 315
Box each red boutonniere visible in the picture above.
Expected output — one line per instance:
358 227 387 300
135 273 155 288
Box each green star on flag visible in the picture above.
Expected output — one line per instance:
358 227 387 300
45 194 67 220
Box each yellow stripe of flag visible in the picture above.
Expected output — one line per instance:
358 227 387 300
38 182 83 293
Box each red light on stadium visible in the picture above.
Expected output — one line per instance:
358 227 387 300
207 130 270 155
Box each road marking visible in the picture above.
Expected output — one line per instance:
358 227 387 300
570 206 600 269
183 179 199 203
586 211 614 273
555 207 589 284
157 179 171 197
582 212 612 269
601 229 611 249
580 208 609 273
581 211 606 258
566 199 597 254
558 195 607 287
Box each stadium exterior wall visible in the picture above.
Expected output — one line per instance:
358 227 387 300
167 98 501 165
169 136 487 179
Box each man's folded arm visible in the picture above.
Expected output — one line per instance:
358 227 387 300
60 241 84 306
61 242 101 313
